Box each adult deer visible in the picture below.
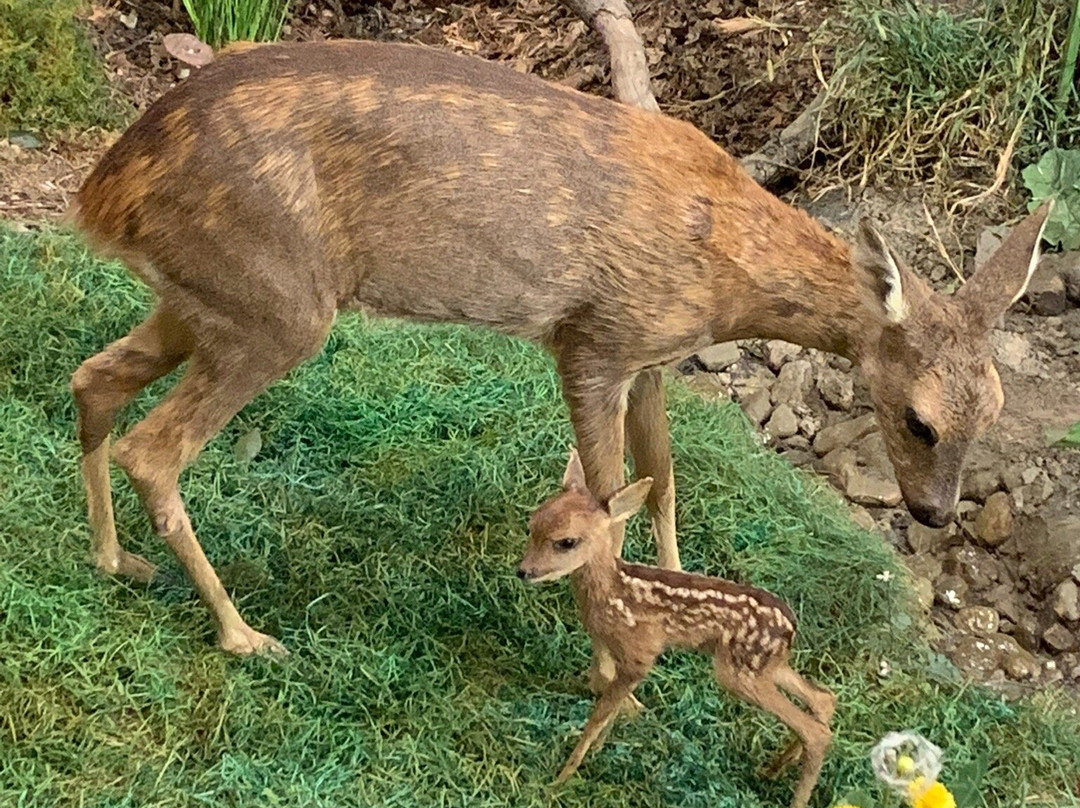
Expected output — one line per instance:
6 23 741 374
70 40 1049 654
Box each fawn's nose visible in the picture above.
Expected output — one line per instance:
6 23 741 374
516 567 533 580
909 502 953 528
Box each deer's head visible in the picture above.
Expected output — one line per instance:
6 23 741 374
518 448 652 582
854 204 1051 527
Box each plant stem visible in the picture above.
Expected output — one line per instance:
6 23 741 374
1057 0 1080 126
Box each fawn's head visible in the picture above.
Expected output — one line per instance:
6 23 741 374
518 448 652 583
853 204 1051 527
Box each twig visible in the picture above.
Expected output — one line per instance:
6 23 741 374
921 200 964 284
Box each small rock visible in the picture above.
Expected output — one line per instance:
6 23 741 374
1043 623 1079 653
990 330 1032 372
961 468 1001 502
1013 610 1043 653
1001 645 1041 681
813 412 877 456
815 447 856 485
784 435 812 452
949 635 1001 677
740 388 773 426
797 414 820 440
1052 579 1080 622
906 552 944 584
935 574 968 609
945 544 1002 590
1021 466 1042 486
765 339 803 371
780 449 815 467
973 491 1012 548
695 342 741 371
1024 260 1068 316
1000 464 1025 493
1073 562 1080 584
771 359 813 407
1017 515 1080 596
845 471 903 507
954 605 999 637
955 499 980 520
907 522 954 555
913 577 935 611
8 131 42 149
817 367 854 411
983 582 1022 624
975 226 1003 266
766 403 799 439
849 505 877 532
855 431 893 479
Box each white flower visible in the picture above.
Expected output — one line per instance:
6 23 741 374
943 589 960 606
878 658 892 678
871 731 943 793
876 569 894 582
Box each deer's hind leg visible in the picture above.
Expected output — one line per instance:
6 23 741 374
111 311 332 655
626 368 679 570
714 659 832 808
72 306 193 581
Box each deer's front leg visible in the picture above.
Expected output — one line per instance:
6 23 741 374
554 671 643 785
626 368 680 569
558 356 630 694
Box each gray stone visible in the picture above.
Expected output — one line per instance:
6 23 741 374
797 414 820 440
771 359 814 407
973 492 1012 548
740 388 773 426
1073 563 1080 585
913 577 935 611
784 435 812 452
815 447 856 486
850 505 877 532
766 403 799 439
845 472 902 507
1025 260 1068 316
813 413 878 456
1013 610 1043 653
1001 644 1040 681
990 330 1032 372
906 552 944 584
945 544 1002 590
765 339 803 371
695 342 741 371
975 226 1003 267
961 468 1001 502
1052 579 1080 622
907 522 954 555
983 582 1022 624
1043 623 1079 652
1017 515 1080 596
1001 464 1025 493
781 449 815 467
817 367 854 411
954 605 999 637
949 635 1001 677
855 431 893 479
935 574 969 609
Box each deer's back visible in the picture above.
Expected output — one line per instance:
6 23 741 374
75 40 752 345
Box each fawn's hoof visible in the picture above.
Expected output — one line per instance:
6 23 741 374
620 693 645 717
97 549 157 583
760 739 804 779
219 625 289 658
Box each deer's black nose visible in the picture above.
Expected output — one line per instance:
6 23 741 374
910 502 952 528
516 567 530 580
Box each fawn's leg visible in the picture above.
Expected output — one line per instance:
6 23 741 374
71 307 193 581
557 353 630 693
554 669 644 785
761 664 837 778
584 637 644 715
626 369 679 570
113 321 330 655
715 661 831 808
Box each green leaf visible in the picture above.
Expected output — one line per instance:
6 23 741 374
1022 149 1080 250
950 751 989 808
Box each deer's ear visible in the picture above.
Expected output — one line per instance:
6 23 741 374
855 221 907 324
956 201 1053 331
605 478 653 523
562 447 588 492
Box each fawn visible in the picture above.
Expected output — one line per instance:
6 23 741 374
70 39 1050 654
519 448 835 808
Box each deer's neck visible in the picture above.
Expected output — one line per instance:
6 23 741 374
571 550 620 603
703 186 880 363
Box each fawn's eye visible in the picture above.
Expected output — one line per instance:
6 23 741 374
554 537 580 552
905 407 938 447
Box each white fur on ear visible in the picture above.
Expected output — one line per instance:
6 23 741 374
1008 201 1053 307
857 222 907 324
881 247 906 323
605 477 653 523
562 447 588 492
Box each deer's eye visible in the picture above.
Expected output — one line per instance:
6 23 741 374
554 537 580 552
905 407 939 447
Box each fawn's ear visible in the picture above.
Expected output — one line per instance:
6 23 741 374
854 221 907 324
955 201 1053 331
562 447 588 492
605 478 653 523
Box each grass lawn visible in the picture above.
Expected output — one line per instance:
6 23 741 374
1 227 1078 807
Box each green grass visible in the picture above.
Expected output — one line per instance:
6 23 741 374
0 0 130 134
1 226 1079 807
822 0 1078 188
182 0 291 48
